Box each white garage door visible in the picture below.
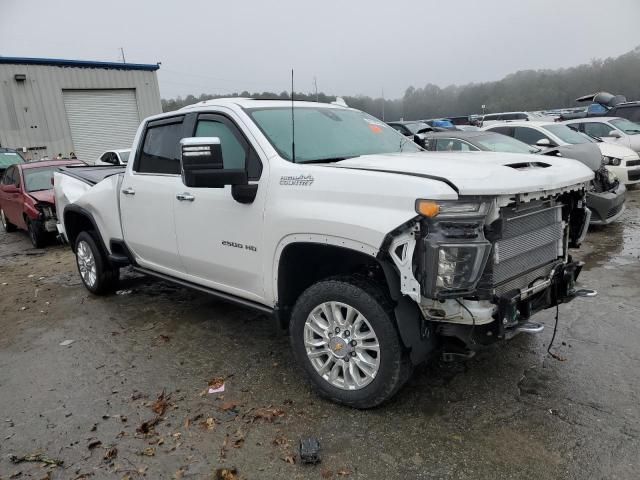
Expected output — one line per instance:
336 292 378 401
63 89 140 163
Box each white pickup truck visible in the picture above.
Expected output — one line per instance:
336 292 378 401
54 98 595 408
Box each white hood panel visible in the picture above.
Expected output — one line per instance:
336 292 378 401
335 151 594 196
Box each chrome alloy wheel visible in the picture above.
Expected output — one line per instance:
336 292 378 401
77 240 97 288
304 301 381 390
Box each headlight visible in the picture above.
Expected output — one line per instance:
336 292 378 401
416 200 487 218
436 245 488 290
602 156 622 166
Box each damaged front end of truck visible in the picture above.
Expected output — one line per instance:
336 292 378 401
385 184 593 360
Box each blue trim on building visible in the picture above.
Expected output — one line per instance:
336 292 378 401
0 56 160 71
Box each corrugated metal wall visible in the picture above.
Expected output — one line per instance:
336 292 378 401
0 63 161 161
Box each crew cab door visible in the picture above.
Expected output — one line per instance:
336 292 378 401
0 166 25 229
120 115 187 275
173 112 267 302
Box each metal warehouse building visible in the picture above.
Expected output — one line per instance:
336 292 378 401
0 57 162 162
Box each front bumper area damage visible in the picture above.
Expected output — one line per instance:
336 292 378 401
387 185 593 356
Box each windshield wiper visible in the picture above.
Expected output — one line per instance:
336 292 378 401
301 156 360 164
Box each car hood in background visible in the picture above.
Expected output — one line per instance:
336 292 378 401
597 142 639 160
29 189 55 204
333 151 593 196
553 143 603 171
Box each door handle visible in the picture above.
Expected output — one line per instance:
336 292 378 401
176 192 195 202
122 187 136 196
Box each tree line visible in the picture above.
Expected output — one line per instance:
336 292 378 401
162 46 640 121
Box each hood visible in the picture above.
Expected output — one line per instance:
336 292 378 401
597 142 639 160
553 143 603 171
29 189 55 204
332 151 593 196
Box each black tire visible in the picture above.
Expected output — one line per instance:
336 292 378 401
0 208 17 232
290 276 411 409
74 231 119 295
27 219 47 248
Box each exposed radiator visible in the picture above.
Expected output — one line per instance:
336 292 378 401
485 203 564 294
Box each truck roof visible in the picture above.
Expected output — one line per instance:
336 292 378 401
178 98 349 112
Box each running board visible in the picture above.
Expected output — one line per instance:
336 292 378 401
132 267 274 316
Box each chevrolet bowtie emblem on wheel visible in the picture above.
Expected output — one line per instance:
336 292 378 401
334 343 343 352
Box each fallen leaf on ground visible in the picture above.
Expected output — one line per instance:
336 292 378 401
8 453 63 466
281 454 296 464
272 435 289 447
215 467 239 480
337 468 352 476
321 469 334 479
157 334 171 343
201 417 217 431
151 390 170 416
87 440 102 450
103 447 117 461
250 407 285 423
141 447 155 456
220 401 237 411
137 416 161 434
220 434 229 459
208 377 225 389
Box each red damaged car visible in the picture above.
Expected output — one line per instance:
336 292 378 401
0 159 83 247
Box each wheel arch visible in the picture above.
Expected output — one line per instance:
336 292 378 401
274 235 404 328
63 205 109 255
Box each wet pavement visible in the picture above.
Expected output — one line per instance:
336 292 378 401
0 191 639 480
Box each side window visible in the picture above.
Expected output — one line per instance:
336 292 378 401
100 153 112 164
583 122 614 138
194 115 262 180
136 117 185 174
513 127 547 145
2 167 14 185
195 120 246 170
488 126 514 137
435 139 478 151
618 106 640 123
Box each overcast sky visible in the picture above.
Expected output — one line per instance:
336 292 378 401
2 0 640 99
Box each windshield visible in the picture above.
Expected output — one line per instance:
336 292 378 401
544 125 594 144
0 151 25 168
475 134 538 154
610 118 640 135
119 151 130 163
23 167 57 192
246 106 421 162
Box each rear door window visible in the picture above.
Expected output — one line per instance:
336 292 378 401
136 116 185 175
487 126 514 137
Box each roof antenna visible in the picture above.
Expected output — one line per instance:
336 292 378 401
291 69 296 163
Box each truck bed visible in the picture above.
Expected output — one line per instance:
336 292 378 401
57 164 126 186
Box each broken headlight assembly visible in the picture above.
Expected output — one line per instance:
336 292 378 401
36 203 55 219
416 198 492 298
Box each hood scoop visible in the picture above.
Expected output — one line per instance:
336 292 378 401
505 161 551 170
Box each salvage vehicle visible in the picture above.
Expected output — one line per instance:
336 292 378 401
54 99 595 408
421 130 539 154
95 149 131 166
0 159 83 247
561 117 640 155
0 147 25 178
483 122 627 224
481 111 551 126
564 91 640 123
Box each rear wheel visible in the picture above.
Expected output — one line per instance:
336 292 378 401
0 208 17 232
75 231 119 295
290 277 411 409
27 219 47 248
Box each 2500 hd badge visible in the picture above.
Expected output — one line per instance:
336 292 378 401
222 240 257 252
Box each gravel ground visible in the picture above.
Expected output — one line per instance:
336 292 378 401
0 190 639 480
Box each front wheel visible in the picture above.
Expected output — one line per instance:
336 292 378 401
290 277 411 409
75 231 119 295
28 219 47 248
